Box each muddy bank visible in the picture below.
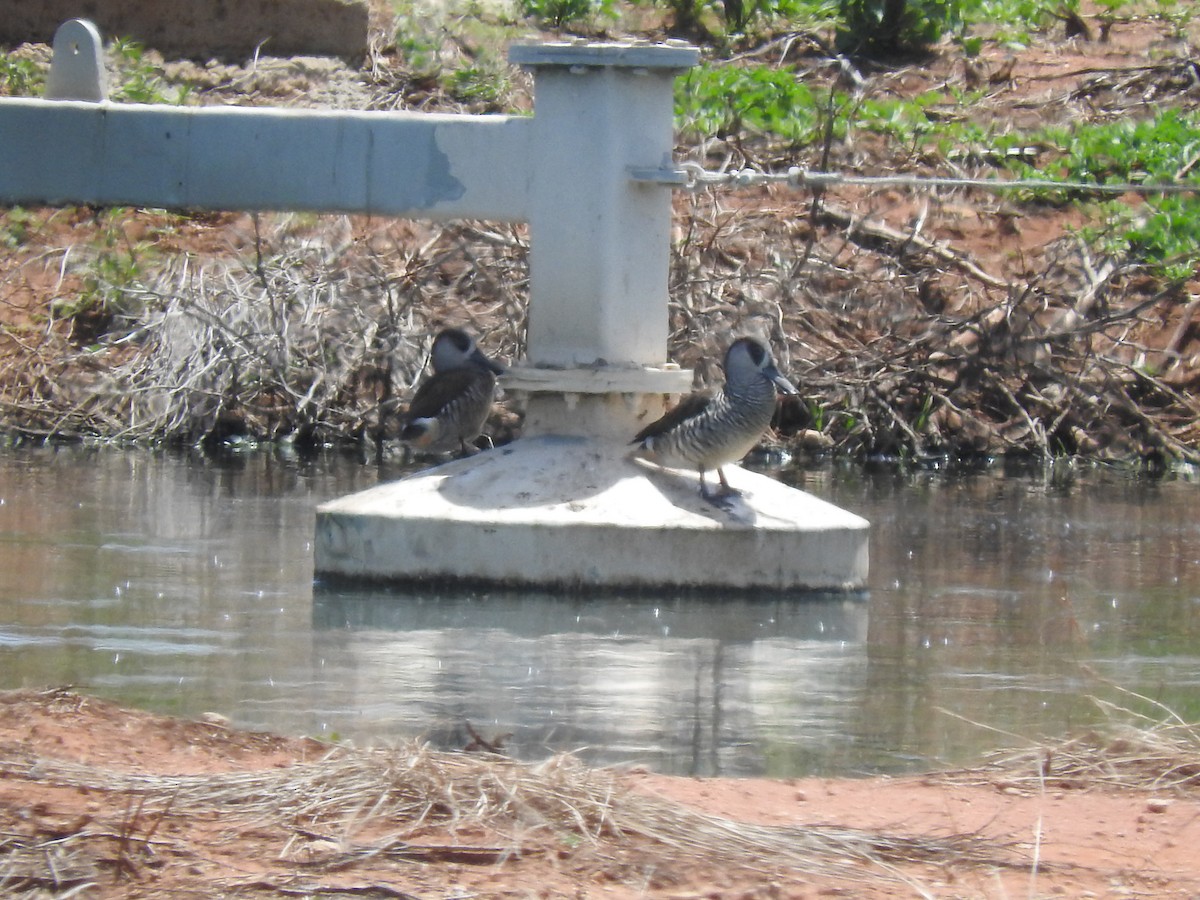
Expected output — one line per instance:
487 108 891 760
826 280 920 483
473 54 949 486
3 688 1200 897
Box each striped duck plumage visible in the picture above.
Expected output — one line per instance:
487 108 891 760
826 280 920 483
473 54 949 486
631 336 798 504
401 328 505 456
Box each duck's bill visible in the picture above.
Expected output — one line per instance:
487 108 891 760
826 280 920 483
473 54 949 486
770 370 799 395
472 349 506 375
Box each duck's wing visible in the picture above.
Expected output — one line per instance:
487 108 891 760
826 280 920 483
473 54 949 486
405 370 489 421
631 391 713 444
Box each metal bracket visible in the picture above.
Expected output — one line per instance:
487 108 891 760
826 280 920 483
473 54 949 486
46 19 108 102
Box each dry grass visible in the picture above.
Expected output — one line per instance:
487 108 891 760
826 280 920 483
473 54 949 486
939 680 1200 795
3 194 1196 465
0 739 1011 897
669 183 1200 464
0 215 530 448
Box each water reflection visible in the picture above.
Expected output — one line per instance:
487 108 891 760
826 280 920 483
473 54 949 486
0 445 1198 777
311 589 867 775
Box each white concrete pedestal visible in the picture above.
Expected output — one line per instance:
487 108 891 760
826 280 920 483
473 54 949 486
314 437 869 592
311 41 869 593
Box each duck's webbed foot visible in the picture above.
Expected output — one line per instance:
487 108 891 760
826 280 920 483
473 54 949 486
700 469 742 509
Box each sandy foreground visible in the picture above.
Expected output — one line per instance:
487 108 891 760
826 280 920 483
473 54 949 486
1 687 1198 898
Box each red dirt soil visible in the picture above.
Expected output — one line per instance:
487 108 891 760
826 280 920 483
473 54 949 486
2 688 1198 898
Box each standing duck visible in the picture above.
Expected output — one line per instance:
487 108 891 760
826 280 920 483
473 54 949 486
632 336 798 504
401 328 505 456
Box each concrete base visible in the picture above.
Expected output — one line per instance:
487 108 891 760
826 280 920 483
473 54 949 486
314 436 869 592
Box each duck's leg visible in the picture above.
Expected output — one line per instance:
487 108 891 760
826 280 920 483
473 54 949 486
701 467 741 507
456 433 495 457
716 468 741 495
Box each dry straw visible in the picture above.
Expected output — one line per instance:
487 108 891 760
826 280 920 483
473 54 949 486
3 191 1197 462
940 679 1200 793
0 737 1007 897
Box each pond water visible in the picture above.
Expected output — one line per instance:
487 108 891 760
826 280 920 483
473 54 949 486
0 445 1197 777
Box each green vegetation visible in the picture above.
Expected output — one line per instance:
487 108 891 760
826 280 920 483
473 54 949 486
394 26 445 88
997 109 1200 279
1148 0 1194 37
673 51 1200 278
519 0 617 29
109 37 192 105
960 0 1072 46
0 207 35 249
50 209 158 344
836 0 963 55
641 0 837 37
392 10 514 109
1047 108 1200 189
0 38 192 103
676 65 827 145
445 52 512 108
0 55 43 97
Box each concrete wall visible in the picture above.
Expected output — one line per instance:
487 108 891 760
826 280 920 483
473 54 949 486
0 0 370 62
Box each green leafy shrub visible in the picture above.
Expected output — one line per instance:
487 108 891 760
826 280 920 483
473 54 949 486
722 0 838 32
446 63 511 108
836 0 963 56
676 64 827 145
678 66 963 154
1121 195 1200 280
961 0 1067 41
48 209 162 345
110 38 191 104
0 207 35 249
643 0 836 42
1051 109 1200 188
1032 109 1200 278
853 91 946 147
519 0 615 28
394 27 444 87
0 55 44 97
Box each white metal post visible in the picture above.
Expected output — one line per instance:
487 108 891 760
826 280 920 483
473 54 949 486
512 43 693 368
504 43 697 438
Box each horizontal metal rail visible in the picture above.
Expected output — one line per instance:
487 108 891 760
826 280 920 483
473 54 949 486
630 162 1200 196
